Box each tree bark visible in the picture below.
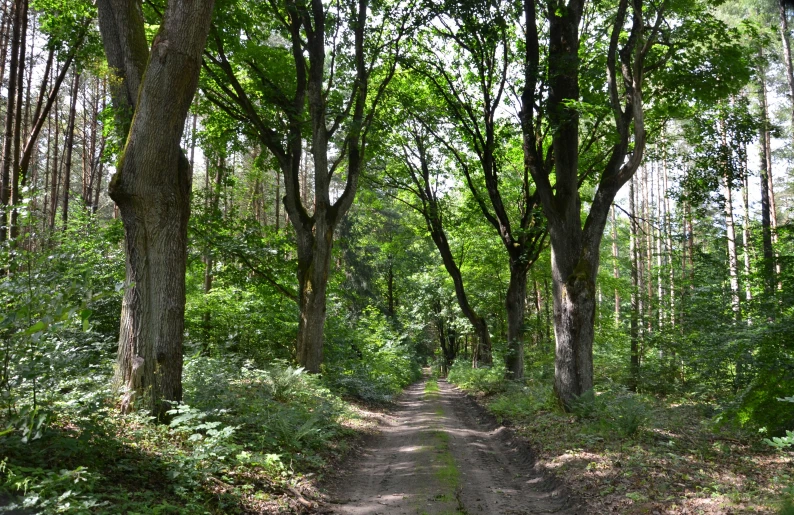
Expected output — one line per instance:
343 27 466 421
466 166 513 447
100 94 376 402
611 204 620 324
61 71 80 227
0 0 23 241
758 63 775 295
97 0 215 417
8 0 26 239
521 0 656 408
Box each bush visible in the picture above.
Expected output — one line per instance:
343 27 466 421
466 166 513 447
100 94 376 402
447 360 507 395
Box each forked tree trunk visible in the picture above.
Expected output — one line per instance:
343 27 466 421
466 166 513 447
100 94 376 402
97 0 214 417
521 0 654 408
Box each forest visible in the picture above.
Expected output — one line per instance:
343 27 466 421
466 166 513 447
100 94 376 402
0 0 793 513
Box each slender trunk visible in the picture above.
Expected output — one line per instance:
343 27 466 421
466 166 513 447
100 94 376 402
42 107 51 228
61 71 80 228
202 158 222 349
8 0 26 239
663 145 675 327
49 89 59 230
611 204 620 324
741 171 752 308
274 166 280 233
0 0 22 241
505 258 527 378
780 0 794 148
722 174 740 321
629 177 640 391
386 258 394 317
758 65 776 295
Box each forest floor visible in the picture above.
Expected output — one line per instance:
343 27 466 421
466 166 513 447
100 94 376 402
321 374 579 514
319 372 794 515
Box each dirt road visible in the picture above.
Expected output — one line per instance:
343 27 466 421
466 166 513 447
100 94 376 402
324 377 577 514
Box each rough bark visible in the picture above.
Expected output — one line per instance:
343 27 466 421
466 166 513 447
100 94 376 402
521 0 658 409
98 0 215 417
629 177 640 391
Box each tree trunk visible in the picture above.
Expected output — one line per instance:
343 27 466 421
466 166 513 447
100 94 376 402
741 170 752 308
0 0 22 241
722 173 740 321
629 177 640 391
779 0 794 147
61 71 80 228
97 0 215 418
8 0 26 239
521 0 653 408
611 204 620 324
48 89 59 230
758 64 775 295
505 259 527 379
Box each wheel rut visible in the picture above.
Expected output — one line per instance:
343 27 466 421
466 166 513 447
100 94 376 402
324 376 577 514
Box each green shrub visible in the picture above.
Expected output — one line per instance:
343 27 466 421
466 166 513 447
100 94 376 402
447 360 507 395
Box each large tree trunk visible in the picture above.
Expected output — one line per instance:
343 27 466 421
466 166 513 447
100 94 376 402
521 0 653 409
295 220 333 372
505 259 527 378
97 0 214 417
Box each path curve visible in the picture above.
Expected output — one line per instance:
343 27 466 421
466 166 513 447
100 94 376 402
324 376 578 514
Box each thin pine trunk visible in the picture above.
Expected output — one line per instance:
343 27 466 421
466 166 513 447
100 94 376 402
629 176 640 392
61 71 80 228
611 204 620 324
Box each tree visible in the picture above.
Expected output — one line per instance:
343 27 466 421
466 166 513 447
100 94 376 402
97 0 215 416
201 0 412 372
379 103 494 366
519 0 747 408
407 0 547 379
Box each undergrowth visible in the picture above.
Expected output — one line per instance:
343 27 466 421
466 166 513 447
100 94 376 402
447 361 794 514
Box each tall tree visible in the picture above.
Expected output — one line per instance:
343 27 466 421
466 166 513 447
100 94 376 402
97 0 215 416
518 0 746 407
381 112 494 366
408 0 547 379
201 0 411 372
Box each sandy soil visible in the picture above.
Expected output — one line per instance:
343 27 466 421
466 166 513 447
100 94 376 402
323 376 580 515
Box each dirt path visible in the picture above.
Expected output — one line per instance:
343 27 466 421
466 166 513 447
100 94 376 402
324 376 577 514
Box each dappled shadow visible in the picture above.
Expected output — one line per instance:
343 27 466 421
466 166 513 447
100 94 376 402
324 377 576 515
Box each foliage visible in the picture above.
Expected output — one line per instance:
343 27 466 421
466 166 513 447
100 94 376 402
447 361 507 395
